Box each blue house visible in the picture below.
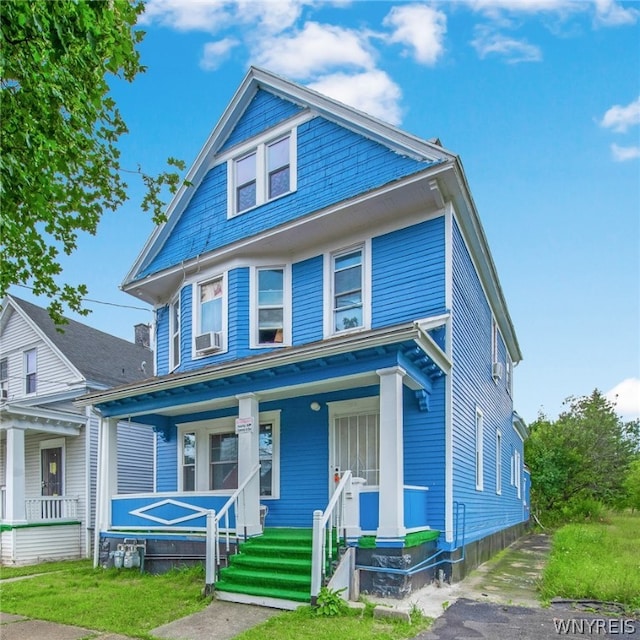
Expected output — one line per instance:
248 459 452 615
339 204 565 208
79 67 529 607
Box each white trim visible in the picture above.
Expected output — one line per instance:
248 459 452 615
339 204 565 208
23 347 37 395
444 203 454 543
495 429 502 495
475 406 484 491
169 293 180 372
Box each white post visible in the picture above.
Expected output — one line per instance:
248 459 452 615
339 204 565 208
5 427 26 523
376 366 407 542
205 509 216 591
93 417 118 567
310 509 324 605
236 393 261 537
344 477 366 543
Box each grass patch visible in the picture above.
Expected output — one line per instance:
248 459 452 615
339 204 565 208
234 603 432 640
0 564 209 639
0 559 91 580
540 513 640 611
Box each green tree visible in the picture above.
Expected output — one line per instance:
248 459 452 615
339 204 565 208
622 459 640 512
0 0 184 325
525 390 639 519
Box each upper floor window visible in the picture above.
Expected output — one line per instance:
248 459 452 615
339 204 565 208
0 357 8 400
170 296 180 371
229 131 296 216
251 266 290 348
332 247 364 333
506 356 513 396
24 348 37 394
195 276 225 354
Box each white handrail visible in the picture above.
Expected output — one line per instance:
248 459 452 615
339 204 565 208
205 463 261 590
311 469 352 604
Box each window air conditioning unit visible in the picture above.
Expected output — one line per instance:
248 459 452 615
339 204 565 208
195 331 223 353
492 362 504 381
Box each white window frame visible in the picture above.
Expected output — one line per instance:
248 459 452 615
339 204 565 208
324 240 371 338
181 431 196 492
177 411 280 499
193 274 228 358
250 265 292 348
496 429 502 495
227 128 297 217
514 450 521 498
24 348 37 395
491 318 499 364
0 357 8 399
169 294 180 371
506 356 513 396
475 407 484 491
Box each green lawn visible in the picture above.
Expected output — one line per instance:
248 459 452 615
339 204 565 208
0 558 91 580
540 512 640 611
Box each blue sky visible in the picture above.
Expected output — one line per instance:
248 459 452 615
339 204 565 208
13 0 640 422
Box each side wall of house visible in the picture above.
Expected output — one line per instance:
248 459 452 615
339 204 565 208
450 218 525 547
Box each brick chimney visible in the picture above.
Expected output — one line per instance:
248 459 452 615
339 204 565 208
134 323 151 348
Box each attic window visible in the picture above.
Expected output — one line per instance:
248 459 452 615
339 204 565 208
228 129 297 216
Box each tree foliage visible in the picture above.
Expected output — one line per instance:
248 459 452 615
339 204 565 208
0 0 184 324
525 390 639 520
623 459 640 512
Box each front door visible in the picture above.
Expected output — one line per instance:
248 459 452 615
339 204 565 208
331 411 380 488
41 446 62 496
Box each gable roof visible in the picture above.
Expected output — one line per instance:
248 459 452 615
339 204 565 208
123 66 455 290
1 295 153 388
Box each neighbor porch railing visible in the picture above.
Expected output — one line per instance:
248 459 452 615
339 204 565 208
25 496 79 522
311 469 352 604
205 463 261 590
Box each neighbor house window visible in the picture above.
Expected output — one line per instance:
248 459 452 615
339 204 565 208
496 430 502 495
332 247 364 333
475 407 484 491
253 267 289 347
0 357 8 399
182 432 196 491
229 132 296 216
491 319 499 363
24 348 36 394
506 356 513 395
170 296 180 370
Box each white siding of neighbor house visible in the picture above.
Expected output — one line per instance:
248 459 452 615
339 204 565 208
0 307 80 402
1 525 82 565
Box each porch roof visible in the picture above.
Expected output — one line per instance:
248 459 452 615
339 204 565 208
0 403 84 436
76 320 450 422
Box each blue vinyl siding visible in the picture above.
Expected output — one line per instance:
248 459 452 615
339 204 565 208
292 256 323 346
156 432 178 492
372 217 446 327
402 378 446 533
136 116 433 280
220 90 303 152
450 219 523 547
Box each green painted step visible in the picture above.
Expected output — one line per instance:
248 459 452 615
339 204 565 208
239 542 312 559
214 580 310 603
220 566 311 589
228 554 311 573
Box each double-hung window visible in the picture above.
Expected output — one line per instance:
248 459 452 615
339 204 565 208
195 276 225 353
170 296 180 370
0 357 8 399
182 432 196 491
229 131 296 216
253 267 289 347
332 247 364 333
25 348 36 394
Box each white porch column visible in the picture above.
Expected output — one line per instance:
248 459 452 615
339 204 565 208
5 427 26 523
376 366 406 542
236 393 261 537
93 417 118 567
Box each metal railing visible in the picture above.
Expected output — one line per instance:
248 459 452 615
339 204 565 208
311 469 352 604
205 463 261 590
24 496 79 521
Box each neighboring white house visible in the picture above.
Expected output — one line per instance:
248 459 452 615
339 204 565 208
0 295 154 565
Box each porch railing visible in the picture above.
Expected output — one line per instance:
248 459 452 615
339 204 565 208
311 469 352 604
25 496 79 522
205 463 261 590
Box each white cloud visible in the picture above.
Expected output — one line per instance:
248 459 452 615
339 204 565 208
600 97 640 133
140 0 231 32
308 70 403 125
611 143 640 162
606 378 640 420
594 0 639 26
467 0 574 13
234 0 309 34
471 27 542 62
252 22 375 79
383 4 447 66
200 38 240 70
